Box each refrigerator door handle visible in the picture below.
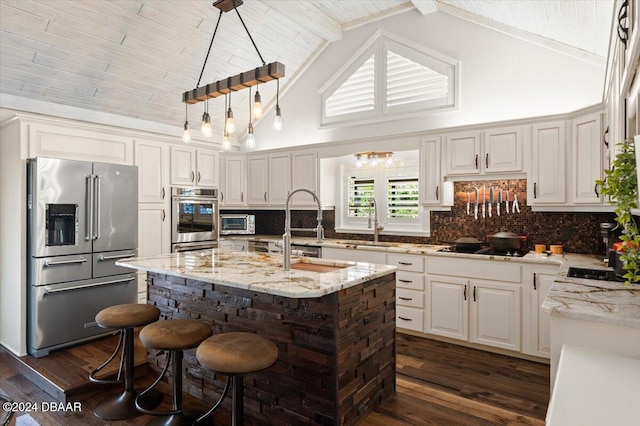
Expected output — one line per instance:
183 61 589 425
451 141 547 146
94 175 101 240
44 258 89 267
85 175 94 241
43 276 135 295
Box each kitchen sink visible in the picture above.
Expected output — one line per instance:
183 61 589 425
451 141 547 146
566 267 619 281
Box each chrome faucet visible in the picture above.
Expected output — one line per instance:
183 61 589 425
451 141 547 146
283 188 323 271
368 197 384 243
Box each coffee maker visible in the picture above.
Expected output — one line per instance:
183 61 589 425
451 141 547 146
600 222 622 264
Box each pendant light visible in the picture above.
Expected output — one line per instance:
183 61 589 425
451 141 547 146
222 94 232 151
182 104 191 143
200 99 212 137
253 81 263 120
273 78 283 132
225 90 236 134
245 86 256 150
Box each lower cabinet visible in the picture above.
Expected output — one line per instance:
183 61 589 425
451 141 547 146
523 265 559 358
218 239 249 251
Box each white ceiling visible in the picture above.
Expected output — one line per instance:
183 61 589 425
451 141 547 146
0 0 614 141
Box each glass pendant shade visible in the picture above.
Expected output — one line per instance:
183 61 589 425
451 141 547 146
370 154 379 167
182 121 191 143
273 105 283 132
385 154 393 166
200 112 212 137
245 123 256 150
222 131 232 151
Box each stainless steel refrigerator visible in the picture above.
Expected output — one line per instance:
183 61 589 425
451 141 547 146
27 157 138 357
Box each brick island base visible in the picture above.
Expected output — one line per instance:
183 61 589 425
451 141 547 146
146 271 396 425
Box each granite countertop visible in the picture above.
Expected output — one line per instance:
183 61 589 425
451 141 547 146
117 250 396 299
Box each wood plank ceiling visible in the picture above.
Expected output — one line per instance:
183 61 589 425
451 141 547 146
0 0 614 142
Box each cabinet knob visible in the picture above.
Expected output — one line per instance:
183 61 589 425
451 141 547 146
475 154 479 169
241 192 244 203
435 185 439 200
533 273 537 290
399 297 412 301
594 183 600 198
463 284 467 301
473 285 476 302
197 171 201 183
485 153 489 168
533 182 537 199
221 192 224 202
162 209 166 221
161 187 165 199
264 192 267 202
191 171 195 182
398 316 412 322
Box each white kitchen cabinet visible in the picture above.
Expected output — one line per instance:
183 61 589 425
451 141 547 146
138 203 170 257
268 153 291 206
469 280 521 351
426 276 468 340
290 150 319 207
247 155 268 205
445 131 481 175
523 265 558 358
170 146 219 188
220 155 246 207
246 153 291 206
321 247 387 264
135 139 169 204
445 127 523 176
530 121 567 204
482 126 523 173
420 136 442 205
571 113 604 204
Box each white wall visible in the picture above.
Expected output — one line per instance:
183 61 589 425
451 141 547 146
253 9 605 150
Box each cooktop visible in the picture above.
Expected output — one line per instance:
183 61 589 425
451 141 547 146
438 247 529 257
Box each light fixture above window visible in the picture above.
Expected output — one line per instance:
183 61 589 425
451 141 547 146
354 151 393 168
181 0 284 147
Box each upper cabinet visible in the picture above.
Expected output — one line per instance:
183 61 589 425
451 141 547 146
420 136 442 205
530 121 566 205
135 139 169 204
571 113 604 204
290 150 319 207
220 155 246 207
445 127 523 176
170 146 219 188
246 153 291 206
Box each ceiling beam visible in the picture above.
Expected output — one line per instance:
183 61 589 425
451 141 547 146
262 0 342 42
411 0 438 15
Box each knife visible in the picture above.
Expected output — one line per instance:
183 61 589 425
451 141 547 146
497 189 501 216
489 187 493 217
474 187 479 220
513 192 520 213
466 191 470 216
482 185 485 219
505 190 509 214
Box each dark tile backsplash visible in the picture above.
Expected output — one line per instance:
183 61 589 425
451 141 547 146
223 179 616 255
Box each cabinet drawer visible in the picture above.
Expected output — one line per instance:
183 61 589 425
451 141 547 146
397 271 425 290
428 257 521 283
397 288 424 308
396 306 424 332
387 254 424 272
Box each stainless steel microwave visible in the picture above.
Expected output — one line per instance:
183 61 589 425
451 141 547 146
220 214 255 235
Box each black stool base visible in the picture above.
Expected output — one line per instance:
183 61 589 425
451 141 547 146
93 388 163 421
146 409 203 426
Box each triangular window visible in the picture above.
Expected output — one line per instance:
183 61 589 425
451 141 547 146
320 31 457 127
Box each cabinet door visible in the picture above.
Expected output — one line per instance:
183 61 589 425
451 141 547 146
138 203 169 257
531 270 555 357
531 121 566 204
445 132 480 175
196 149 219 188
421 136 442 204
572 113 603 204
170 146 196 186
269 153 291 206
291 150 318 206
426 276 468 341
321 247 387 264
135 140 168 203
483 126 523 173
247 155 268 205
222 156 246 206
470 280 521 351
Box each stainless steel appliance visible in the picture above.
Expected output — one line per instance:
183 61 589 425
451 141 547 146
260 240 322 258
220 214 255 235
171 187 218 252
27 157 138 357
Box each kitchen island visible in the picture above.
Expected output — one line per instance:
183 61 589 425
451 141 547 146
118 250 397 425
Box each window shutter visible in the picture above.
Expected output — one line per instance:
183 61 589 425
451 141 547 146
387 176 419 219
325 55 375 118
347 175 375 218
386 51 449 108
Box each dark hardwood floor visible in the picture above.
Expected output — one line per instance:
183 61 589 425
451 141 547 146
0 333 549 425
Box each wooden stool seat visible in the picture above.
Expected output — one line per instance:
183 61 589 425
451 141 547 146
139 319 213 350
96 304 160 328
196 332 278 375
90 304 161 421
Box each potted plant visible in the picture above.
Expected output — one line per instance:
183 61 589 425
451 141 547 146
596 138 640 283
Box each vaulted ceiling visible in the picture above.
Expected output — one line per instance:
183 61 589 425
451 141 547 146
0 0 615 142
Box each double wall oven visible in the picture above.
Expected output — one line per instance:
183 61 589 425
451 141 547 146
171 187 219 252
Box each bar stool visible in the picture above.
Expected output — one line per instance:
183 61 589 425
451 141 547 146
136 319 213 426
90 303 162 420
195 332 278 426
